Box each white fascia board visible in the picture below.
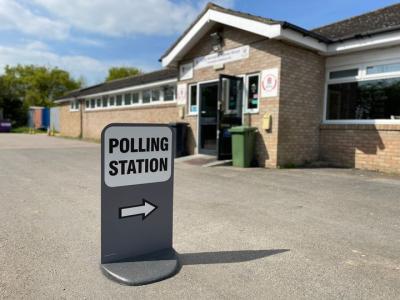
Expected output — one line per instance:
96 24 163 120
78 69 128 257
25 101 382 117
327 31 400 55
162 12 211 67
208 10 281 38
161 9 282 67
75 78 177 99
54 97 75 104
279 28 327 52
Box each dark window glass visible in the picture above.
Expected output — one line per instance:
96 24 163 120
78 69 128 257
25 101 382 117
124 93 131 105
85 100 89 108
189 85 197 113
247 75 259 110
329 69 358 79
96 98 101 107
143 90 151 103
90 99 95 108
327 77 400 120
102 96 108 107
109 96 115 106
116 95 123 106
132 92 139 104
163 85 175 101
152 89 160 101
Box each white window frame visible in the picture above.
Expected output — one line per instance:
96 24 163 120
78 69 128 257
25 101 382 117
324 59 400 125
244 73 260 114
187 84 198 115
70 100 80 112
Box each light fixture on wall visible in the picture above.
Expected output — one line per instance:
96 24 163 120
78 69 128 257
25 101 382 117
210 32 223 52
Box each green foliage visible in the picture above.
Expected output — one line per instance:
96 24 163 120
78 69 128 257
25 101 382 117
106 67 142 81
0 64 82 126
11 127 46 134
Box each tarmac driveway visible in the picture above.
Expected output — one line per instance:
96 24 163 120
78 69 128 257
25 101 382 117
0 134 399 299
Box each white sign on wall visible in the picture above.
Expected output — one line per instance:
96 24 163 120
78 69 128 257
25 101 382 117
177 83 187 105
261 68 279 98
194 45 250 70
179 62 193 80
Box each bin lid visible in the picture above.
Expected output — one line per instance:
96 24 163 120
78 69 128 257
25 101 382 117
228 126 257 133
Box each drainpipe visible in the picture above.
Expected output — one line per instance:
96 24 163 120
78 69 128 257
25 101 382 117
79 98 83 139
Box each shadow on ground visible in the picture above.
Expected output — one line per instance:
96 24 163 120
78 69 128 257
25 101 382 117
179 249 289 265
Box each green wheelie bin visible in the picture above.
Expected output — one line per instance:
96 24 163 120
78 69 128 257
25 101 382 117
228 126 257 167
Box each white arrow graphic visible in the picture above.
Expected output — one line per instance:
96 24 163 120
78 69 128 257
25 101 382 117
119 199 158 220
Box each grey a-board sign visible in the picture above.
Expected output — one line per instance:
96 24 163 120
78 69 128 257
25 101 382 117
101 123 179 286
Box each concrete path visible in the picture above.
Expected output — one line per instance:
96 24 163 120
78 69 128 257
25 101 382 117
0 134 399 299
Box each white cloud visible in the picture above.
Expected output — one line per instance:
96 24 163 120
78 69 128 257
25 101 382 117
31 0 235 36
0 0 69 40
0 42 154 84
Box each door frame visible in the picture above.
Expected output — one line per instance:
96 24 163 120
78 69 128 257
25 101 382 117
194 75 247 156
197 79 219 155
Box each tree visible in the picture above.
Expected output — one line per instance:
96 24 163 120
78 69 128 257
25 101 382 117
0 65 82 126
106 67 142 81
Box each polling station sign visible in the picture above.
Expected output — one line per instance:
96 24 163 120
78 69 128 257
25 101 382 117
104 125 172 187
101 124 178 286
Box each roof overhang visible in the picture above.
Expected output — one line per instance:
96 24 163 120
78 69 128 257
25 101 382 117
161 6 400 67
161 8 328 68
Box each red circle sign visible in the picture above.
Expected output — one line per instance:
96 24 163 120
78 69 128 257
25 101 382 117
262 74 277 92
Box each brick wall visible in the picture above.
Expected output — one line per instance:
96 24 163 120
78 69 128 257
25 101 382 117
59 103 81 138
320 124 400 173
278 43 325 166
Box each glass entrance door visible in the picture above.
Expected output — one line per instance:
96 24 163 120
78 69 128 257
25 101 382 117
217 74 243 160
199 82 219 154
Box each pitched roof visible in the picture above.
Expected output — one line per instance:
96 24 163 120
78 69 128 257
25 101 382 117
312 3 400 41
56 68 177 101
160 2 329 60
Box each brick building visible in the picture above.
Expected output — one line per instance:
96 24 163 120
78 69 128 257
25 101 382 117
56 3 400 173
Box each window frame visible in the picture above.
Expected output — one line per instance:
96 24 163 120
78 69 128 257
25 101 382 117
244 73 260 114
70 99 80 112
324 59 400 124
187 84 198 115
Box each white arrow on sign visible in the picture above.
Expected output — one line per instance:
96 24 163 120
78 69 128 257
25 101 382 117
119 199 157 220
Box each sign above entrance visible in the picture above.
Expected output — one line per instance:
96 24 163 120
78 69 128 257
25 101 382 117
194 45 250 70
261 68 279 98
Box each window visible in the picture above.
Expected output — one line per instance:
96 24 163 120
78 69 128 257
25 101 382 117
327 78 400 120
124 93 131 105
90 99 95 109
102 96 108 108
132 92 139 104
151 89 160 102
246 74 259 111
109 96 115 106
116 94 123 106
96 98 101 107
188 85 197 114
70 100 80 111
85 100 89 109
329 69 358 80
142 90 151 103
366 63 400 75
163 85 175 101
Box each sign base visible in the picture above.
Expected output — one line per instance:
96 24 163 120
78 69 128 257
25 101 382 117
100 248 179 286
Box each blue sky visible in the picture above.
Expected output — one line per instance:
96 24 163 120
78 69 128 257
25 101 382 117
0 0 398 86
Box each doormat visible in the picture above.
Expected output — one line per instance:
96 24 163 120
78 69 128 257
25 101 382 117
184 157 217 166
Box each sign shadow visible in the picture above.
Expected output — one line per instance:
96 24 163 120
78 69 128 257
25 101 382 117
178 249 289 266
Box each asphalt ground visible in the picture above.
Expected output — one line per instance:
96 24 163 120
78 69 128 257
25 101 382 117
0 134 399 299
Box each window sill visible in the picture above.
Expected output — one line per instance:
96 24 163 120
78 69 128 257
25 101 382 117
321 123 400 131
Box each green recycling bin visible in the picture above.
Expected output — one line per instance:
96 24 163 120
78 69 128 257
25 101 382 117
228 126 257 167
